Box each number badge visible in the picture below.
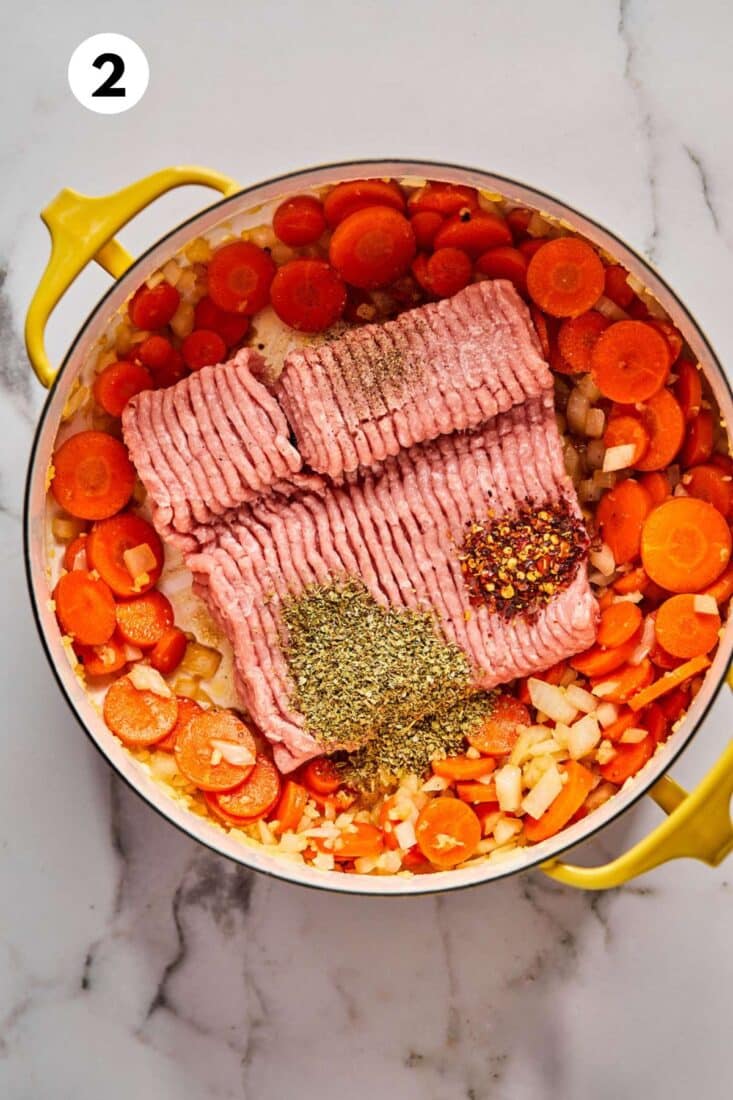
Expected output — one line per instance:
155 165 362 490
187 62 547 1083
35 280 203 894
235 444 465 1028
68 34 149 114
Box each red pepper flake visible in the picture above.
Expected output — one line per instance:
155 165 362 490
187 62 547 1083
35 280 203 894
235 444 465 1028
457 497 589 619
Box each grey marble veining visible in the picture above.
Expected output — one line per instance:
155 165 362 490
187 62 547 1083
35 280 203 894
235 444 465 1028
1 1 731 1097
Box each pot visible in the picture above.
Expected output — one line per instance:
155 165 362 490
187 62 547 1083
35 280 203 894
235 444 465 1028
24 160 733 895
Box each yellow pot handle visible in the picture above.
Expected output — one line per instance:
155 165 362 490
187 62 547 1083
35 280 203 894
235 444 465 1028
25 165 240 388
542 735 733 890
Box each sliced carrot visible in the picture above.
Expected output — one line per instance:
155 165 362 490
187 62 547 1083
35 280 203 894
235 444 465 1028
599 659 654 703
638 471 670 506
270 780 309 833
301 756 341 795
603 265 635 309
150 627 188 675
63 532 88 571
407 182 478 216
209 755 281 821
76 635 127 678
329 206 415 289
682 464 733 518
570 633 640 678
702 564 733 605
680 409 714 468
207 241 276 315
174 709 257 791
523 761 596 843
410 210 444 248
327 822 385 861
657 684 691 723
432 210 512 258
603 709 637 742
654 593 721 658
648 609 683 670
628 296 651 320
415 797 481 868
156 696 202 753
273 194 327 245
529 304 554 359
51 431 135 521
324 179 405 226
54 570 116 646
519 238 545 262
599 734 655 784
629 655 711 711
137 335 187 386
674 358 702 422
456 781 499 804
643 703 670 743
270 259 347 332
712 453 733 476
115 590 174 648
193 297 250 347
103 676 179 747
603 415 649 466
648 318 683 364
129 282 179 329
557 311 609 372
475 245 528 294
597 479 652 565
426 247 473 298
613 567 650 596
591 321 670 403
641 497 731 592
506 207 533 239
543 661 569 685
93 361 153 417
432 755 496 781
526 238 605 318
181 329 227 370
86 512 164 597
630 389 685 472
597 601 643 648
466 694 530 755
598 589 615 611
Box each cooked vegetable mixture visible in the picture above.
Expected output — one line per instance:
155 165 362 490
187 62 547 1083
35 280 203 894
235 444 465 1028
46 176 732 876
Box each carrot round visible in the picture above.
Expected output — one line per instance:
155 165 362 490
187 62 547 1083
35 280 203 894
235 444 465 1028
600 734 655 784
655 593 721 658
603 709 637 743
129 282 179 330
76 635 127 678
475 245 527 294
181 329 227 370
209 755 281 821
273 194 327 244
326 822 385 861
529 304 554 359
591 321 670 403
570 633 640 678
63 532 89 571
270 259 346 332
103 676 179 747
557 311 609 372
657 684 692 723
433 210 512 257
54 570 116 646
674 359 702 422
631 389 686 472
599 658 655 704
51 431 135 520
603 415 649 466
415 798 481 868
466 695 530 755
410 210 444 248
425 247 473 297
207 241 275 315
604 265 634 309
597 479 652 565
271 779 309 833
638 471 670 506
648 318 683 364
115 590 174 648
506 207 533 238
329 206 416 289
175 709 257 791
407 182 478 216
643 703 670 744
301 756 341 795
324 179 405 227
156 696 202 753
86 513 164 597
193 297 250 348
630 655 710 711
680 409 714 468
137 335 187 386
150 626 188 675
94 361 153 418
641 497 731 592
526 238 605 318
523 761 596 843
432 755 496 781
702 564 733 605
455 781 499 804
683 463 733 518
597 601 643 648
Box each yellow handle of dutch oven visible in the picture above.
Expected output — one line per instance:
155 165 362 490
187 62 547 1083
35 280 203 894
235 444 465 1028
542 694 733 889
25 166 240 388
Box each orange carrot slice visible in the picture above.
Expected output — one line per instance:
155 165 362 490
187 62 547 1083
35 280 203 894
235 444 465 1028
156 696 202 753
270 259 347 332
603 709 637 742
523 761 596 843
466 695 530 755
630 389 685 472
51 431 135 520
641 497 731 592
324 179 405 226
591 321 670 403
702 564 733 605
273 194 327 245
115 590 174 648
557 311 609 372
597 479 653 565
329 206 416 289
603 415 649 465
654 593 721 658
613 566 650 595
683 464 733 518
301 756 341 795
598 659 655 703
604 265 635 309
270 780 309 833
326 822 385 861
432 755 496 781
407 182 478 216
207 241 275 315
174 709 257 791
674 359 702 422
680 409 714 468
54 570 117 646
103 676 179 747
76 635 127 678
597 602 643 648
63 532 89 571
93 361 153 418
415 798 481 868
648 319 683 364
209 755 281 821
638 471 670 506
86 513 164 597
570 633 640 678
150 627 188 675
526 238 604 318
629 655 711 710
599 735 655 784
475 245 527 294
455 781 499 804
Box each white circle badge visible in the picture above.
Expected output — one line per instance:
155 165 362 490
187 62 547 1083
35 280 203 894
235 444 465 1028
68 34 149 114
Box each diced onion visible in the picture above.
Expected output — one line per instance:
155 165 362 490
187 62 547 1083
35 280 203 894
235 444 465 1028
603 444 636 473
563 443 582 481
568 714 601 759
592 679 620 698
567 389 590 435
52 516 87 542
596 740 617 765
593 469 617 491
170 301 195 340
494 817 523 846
510 725 551 767
620 727 649 744
128 664 172 697
630 616 656 665
586 439 606 470
527 211 553 238
694 594 719 616
565 683 597 713
394 819 417 850
584 781 616 812
123 542 157 581
613 591 644 604
495 764 522 813
180 642 222 680
577 375 603 402
422 774 450 792
209 739 255 767
589 542 616 577
124 644 143 662
596 702 620 728
585 408 606 439
171 673 199 699
594 294 629 322
528 678 578 725
521 764 563 819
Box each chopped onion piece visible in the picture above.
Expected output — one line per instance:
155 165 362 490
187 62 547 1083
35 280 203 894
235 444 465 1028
394 819 417 850
596 702 620 728
495 764 522 813
527 211 553 238
585 408 606 439
52 516 86 542
594 295 629 322
694 595 719 616
592 679 621 698
630 616 656 665
577 375 603 402
620 727 649 744
521 764 563 820
209 739 255 767
613 591 644 604
528 678 578 725
567 714 601 759
123 542 157 582
596 739 617 765
567 389 590 435
422 774 450 792
565 683 598 713
603 444 636 473
586 439 606 470
128 664 172 698
589 542 616 576
510 725 551 767
180 642 222 680
494 817 523 846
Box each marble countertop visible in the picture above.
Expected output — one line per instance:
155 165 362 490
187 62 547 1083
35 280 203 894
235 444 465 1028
1 1 731 1096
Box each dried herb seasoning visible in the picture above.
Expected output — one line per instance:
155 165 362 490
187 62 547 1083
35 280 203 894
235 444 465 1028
282 577 471 756
458 497 589 619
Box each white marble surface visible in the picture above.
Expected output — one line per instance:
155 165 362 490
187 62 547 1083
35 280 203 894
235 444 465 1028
1 1 731 1096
